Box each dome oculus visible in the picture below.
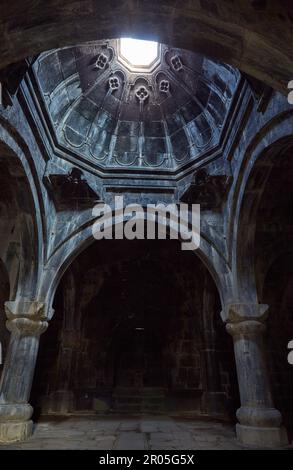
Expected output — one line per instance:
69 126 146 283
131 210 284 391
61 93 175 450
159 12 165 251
118 38 160 71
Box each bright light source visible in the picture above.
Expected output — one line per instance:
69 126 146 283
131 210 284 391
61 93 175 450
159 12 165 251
120 38 158 67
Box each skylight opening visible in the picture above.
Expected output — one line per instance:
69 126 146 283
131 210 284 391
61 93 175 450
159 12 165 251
120 38 158 67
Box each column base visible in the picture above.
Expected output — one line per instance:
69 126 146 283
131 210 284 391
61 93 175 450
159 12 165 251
236 423 288 448
0 420 33 443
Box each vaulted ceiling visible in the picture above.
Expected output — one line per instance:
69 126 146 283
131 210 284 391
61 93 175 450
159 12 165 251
0 1 292 92
33 40 240 174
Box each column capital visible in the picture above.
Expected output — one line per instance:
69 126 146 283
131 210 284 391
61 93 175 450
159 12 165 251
6 317 48 336
222 302 269 324
4 300 49 336
4 300 48 320
226 319 266 338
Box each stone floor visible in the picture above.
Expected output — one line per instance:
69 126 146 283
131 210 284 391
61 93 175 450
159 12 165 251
0 415 248 450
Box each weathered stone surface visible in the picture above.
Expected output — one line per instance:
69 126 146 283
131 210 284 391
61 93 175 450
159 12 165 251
0 415 246 450
0 420 33 443
0 1 293 92
32 40 240 175
0 302 48 443
32 240 237 420
226 305 288 447
0 6 292 448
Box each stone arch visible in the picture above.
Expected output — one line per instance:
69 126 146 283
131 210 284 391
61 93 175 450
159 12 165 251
41 214 233 318
0 2 292 92
261 251 293 435
231 112 293 302
33 236 239 418
0 121 43 300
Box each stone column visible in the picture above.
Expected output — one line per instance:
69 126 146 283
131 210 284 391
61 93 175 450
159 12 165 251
0 300 48 443
225 303 288 447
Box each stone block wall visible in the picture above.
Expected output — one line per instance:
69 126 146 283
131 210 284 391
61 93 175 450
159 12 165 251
31 239 239 419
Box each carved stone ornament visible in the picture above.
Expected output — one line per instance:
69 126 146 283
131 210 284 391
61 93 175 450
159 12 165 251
6 317 48 336
180 168 232 210
44 167 101 210
171 55 183 72
159 79 170 93
109 75 120 91
135 86 149 102
95 53 108 70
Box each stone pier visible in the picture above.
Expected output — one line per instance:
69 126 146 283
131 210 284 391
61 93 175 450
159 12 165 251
0 300 48 443
225 303 288 448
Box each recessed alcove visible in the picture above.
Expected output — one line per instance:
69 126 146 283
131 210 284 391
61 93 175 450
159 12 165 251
32 239 239 419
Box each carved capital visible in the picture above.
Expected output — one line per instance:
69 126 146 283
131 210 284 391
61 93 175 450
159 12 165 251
226 319 266 339
5 300 47 321
4 300 49 336
6 317 48 336
222 303 268 324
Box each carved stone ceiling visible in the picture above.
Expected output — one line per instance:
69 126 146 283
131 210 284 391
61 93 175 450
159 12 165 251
33 39 240 175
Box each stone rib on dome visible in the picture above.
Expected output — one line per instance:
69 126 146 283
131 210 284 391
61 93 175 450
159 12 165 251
34 39 240 173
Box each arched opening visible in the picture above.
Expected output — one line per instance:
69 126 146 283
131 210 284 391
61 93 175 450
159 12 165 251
254 146 293 439
1 2 292 450
32 239 239 421
0 141 39 300
0 140 41 423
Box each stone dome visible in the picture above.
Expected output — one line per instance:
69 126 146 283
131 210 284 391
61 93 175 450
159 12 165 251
33 39 240 175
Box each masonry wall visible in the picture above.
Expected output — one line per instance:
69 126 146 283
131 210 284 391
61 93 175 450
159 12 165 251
31 239 239 419
254 147 293 436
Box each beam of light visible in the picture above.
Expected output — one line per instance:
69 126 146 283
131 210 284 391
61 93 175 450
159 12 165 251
120 38 158 67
